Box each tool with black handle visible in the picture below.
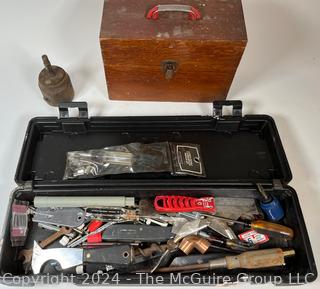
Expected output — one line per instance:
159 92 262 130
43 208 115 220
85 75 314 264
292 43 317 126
32 242 133 274
102 224 174 242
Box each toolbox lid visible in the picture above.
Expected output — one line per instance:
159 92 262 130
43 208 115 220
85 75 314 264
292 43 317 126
15 101 292 187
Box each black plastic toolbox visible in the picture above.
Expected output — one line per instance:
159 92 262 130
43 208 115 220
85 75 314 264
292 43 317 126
0 101 317 286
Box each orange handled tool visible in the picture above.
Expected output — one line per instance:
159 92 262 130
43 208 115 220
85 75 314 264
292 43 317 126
249 220 294 240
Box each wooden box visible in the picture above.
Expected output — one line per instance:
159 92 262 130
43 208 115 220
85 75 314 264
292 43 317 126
100 0 247 102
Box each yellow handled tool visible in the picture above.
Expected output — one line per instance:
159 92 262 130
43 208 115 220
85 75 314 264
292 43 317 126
249 220 294 240
201 214 294 240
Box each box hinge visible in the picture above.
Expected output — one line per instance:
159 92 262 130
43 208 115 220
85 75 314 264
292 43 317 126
213 100 243 119
273 179 284 190
58 102 88 133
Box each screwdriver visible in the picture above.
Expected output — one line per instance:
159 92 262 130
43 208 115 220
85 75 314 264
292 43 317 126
155 248 295 273
199 231 258 252
200 213 294 240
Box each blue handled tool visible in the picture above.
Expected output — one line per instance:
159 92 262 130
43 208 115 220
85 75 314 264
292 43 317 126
257 184 284 221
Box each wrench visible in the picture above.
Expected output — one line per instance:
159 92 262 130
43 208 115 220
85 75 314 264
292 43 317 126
39 227 73 248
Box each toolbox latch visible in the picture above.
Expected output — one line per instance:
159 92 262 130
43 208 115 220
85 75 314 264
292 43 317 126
58 102 88 119
58 102 88 133
213 100 243 118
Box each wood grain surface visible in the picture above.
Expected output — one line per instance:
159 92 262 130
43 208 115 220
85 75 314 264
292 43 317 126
100 0 247 102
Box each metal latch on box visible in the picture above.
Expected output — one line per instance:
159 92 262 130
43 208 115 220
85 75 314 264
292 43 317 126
212 100 243 132
213 100 243 119
58 102 88 133
162 60 178 80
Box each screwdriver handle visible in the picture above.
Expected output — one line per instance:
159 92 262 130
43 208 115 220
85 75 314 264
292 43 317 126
250 220 294 240
225 248 287 269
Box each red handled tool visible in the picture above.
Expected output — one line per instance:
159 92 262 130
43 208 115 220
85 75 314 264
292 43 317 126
154 196 215 213
87 220 103 243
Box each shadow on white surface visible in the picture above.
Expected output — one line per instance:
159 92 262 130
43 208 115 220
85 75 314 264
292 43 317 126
235 1 305 94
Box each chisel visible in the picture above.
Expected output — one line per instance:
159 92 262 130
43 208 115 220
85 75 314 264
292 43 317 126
155 248 295 273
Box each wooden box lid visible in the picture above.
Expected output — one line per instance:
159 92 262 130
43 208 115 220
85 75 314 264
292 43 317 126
100 0 247 42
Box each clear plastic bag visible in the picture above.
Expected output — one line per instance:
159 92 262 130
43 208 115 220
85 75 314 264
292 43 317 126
63 142 205 179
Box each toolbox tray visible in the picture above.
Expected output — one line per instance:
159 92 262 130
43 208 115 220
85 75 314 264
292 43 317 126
0 101 317 285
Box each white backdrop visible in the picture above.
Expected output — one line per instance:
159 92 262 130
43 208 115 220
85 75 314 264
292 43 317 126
0 0 319 288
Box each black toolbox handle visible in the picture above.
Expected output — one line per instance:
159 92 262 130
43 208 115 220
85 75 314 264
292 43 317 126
213 100 242 117
58 102 88 119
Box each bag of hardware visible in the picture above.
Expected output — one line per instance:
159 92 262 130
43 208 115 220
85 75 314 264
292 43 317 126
63 142 205 179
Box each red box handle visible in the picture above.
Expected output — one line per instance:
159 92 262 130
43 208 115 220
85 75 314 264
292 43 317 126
146 4 201 20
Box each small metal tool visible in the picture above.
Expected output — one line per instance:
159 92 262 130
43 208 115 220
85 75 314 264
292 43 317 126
198 231 258 252
33 207 86 228
31 242 134 274
38 223 61 232
150 219 206 273
214 197 263 220
19 226 73 266
68 221 122 248
170 253 229 267
102 224 173 243
179 212 238 240
38 227 73 248
136 244 168 257
86 208 139 222
32 242 83 274
257 184 284 221
150 239 180 273
144 218 168 227
204 218 238 240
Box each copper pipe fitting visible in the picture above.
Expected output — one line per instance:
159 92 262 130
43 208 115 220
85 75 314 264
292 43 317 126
179 235 210 255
